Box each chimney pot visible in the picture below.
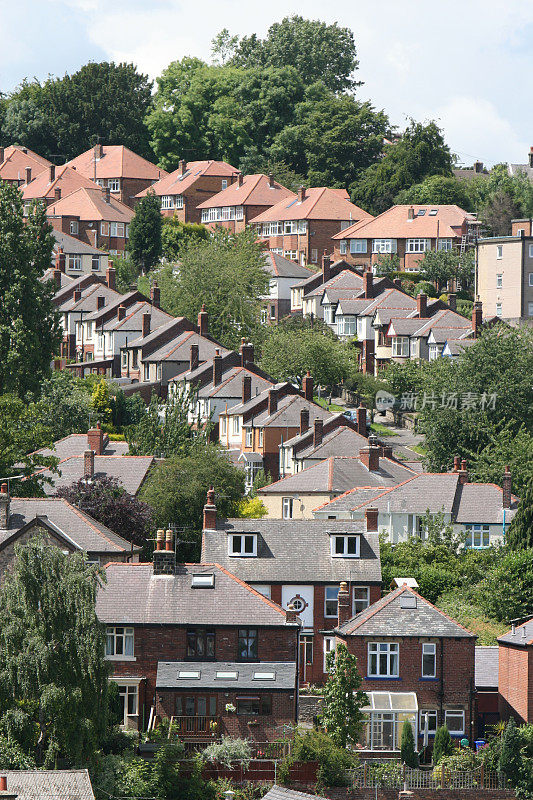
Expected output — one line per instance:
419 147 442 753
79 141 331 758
49 164 56 182
156 529 165 551
150 283 160 308
84 449 95 478
142 312 151 338
300 407 309 435
337 581 351 626
198 303 208 337
502 465 512 509
240 339 254 367
356 404 367 438
106 265 116 290
298 186 306 202
165 529 174 552
25 166 32 184
453 455 460 472
313 418 323 448
302 371 313 401
268 387 278 415
117 304 126 321
87 423 105 455
363 271 373 299
190 343 199 372
458 459 469 484
203 487 217 530
242 375 252 404
365 506 379 532
322 254 331 284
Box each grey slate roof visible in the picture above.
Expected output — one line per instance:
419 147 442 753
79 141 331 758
264 252 314 279
251 395 331 429
38 455 154 496
454 483 518 524
263 787 329 800
498 619 533 647
0 770 94 799
203 520 381 583
289 425 370 461
53 229 103 256
199 367 273 400
3 497 133 554
337 586 475 638
34 433 129 460
260 456 414 496
57 283 123 313
102 302 174 332
323 473 460 515
475 646 499 688
96 563 293 627
156 660 296 690
145 331 229 364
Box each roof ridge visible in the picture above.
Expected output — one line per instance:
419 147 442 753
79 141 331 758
214 563 288 618
342 586 403 633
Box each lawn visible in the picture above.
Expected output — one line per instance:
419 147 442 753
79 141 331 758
410 444 428 456
314 397 345 413
370 422 399 437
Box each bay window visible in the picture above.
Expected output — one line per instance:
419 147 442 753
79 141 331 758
337 316 356 336
161 195 174 209
391 336 409 357
372 239 396 254
406 238 430 253
368 642 399 677
438 239 453 251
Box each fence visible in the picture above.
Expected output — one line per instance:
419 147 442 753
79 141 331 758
179 740 292 759
350 764 504 790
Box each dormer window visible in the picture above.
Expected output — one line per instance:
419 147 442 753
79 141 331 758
228 533 257 557
330 534 360 558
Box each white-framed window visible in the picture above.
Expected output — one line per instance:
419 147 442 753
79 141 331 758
161 195 174 209
406 238 430 253
228 533 257 557
221 179 228 190
529 302 533 316
70 220 79 235
245 428 253 447
350 239 367 253
235 206 244 220
368 642 399 677
91 255 100 271
68 255 82 271
323 305 335 325
108 178 120 192
220 416 227 437
282 221 298 234
284 250 298 260
353 586 370 615
97 333 104 351
110 222 125 237
422 643 436 678
311 248 318 263
339 240 347 254
496 245 503 259
496 274 503 288
175 195 183 209
117 683 138 724
100 221 109 236
372 239 396 254
121 351 127 369
429 343 440 361
529 273 533 286
528 244 533 258
282 497 293 519
444 709 465 735
496 303 502 317
465 524 490 549
298 220 307 234
106 626 134 658
143 363 150 381
232 416 240 436
517 228 524 236
95 178 105 187
258 428 263 447
261 222 284 236
323 635 336 672
392 336 409 357
331 534 360 557
410 338 417 357
438 239 453 251
260 309 267 325
337 316 356 336
270 304 276 320
420 709 438 735
325 586 339 617
201 209 209 223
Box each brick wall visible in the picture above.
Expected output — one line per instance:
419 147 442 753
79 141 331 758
498 643 532 723
122 178 160 209
161 175 235 224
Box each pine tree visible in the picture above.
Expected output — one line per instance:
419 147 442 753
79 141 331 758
433 725 454 765
499 718 523 782
321 643 368 748
401 720 419 767
507 479 533 550
0 539 110 767
128 192 162 273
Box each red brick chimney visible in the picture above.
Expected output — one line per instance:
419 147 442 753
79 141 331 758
322 254 331 284
362 339 375 374
337 581 351 626
448 292 457 312
407 207 414 220
417 292 427 318
203 487 217 530
0 148 4 163
268 173 275 187
190 343 199 372
155 529 164 551
213 350 223 386
105 187 111 204
365 506 379 532
198 303 208 337
106 265 116 290
356 404 367 438
49 164 56 182
54 188 61 201
165 529 174 552
150 282 160 308
268 387 278 415
302 370 313 401
242 375 252 403
84 449 95 478
25 166 32 184
87 422 104 455
237 172 244 187
94 143 103 160
360 442 380 472
178 159 187 176
117 304 126 321
54 269 62 290
502 465 512 509
472 300 483 337
97 295 105 310
313 418 323 448
73 288 81 303
239 339 254 367
0 483 10 530
458 459 469 484
298 186 306 202
380 444 393 458
453 455 460 472
55 249 65 272
300 407 309 435
142 312 151 338
393 277 402 287
363 271 373 299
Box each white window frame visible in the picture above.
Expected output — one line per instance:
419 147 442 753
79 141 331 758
161 195 174 209
325 586 339 618
258 428 263 447
465 523 490 549
337 316 356 337
528 244 533 258
421 643 436 678
228 533 257 557
91 255 100 271
311 248 318 264
496 274 503 288
350 239 368 254
392 336 409 357
330 534 360 558
368 642 399 677
70 220 79 235
108 178 120 192
437 239 453 251
221 179 228 190
100 221 109 236
496 245 503 259
529 273 533 286
420 709 438 735
174 195 183 209
339 240 347 255
282 497 293 520
106 626 134 659
284 250 298 260
444 709 465 735
232 416 241 436
372 239 396 254
406 238 430 253
529 302 533 317
68 254 82 271
220 416 227 437
245 428 253 447
353 586 370 615
323 635 336 672
496 303 502 317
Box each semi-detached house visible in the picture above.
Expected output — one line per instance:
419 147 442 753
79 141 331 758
198 173 294 233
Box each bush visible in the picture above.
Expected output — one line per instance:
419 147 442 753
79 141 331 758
401 721 419 767
433 725 455 765
291 729 357 787
200 737 252 770
413 281 438 298
366 761 404 786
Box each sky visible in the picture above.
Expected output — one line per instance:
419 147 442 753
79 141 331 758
2 0 532 167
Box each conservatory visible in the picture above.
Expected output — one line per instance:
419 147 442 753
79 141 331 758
362 691 418 751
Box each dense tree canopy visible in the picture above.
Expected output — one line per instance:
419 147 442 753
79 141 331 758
394 174 473 209
161 218 208 261
128 192 162 273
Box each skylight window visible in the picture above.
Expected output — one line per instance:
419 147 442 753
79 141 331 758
216 671 238 680
253 672 276 680
400 594 417 609
428 209 438 216
177 670 200 679
191 574 215 588
417 209 426 216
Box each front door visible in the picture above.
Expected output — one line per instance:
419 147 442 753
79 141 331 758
117 684 138 728
176 695 217 735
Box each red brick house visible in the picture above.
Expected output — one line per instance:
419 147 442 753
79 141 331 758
46 186 134 254
21 164 96 208
498 618 533 724
96 529 300 739
251 187 372 266
0 145 51 185
67 144 166 208
202 499 382 686
198 173 294 232
335 584 476 753
136 159 237 223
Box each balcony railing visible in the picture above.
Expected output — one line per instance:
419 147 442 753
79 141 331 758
174 716 220 736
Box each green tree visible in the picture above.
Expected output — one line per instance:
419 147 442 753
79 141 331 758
482 548 533 622
499 718 522 782
91 379 113 424
128 193 163 273
161 218 209 261
433 725 454 764
479 189 522 236
394 174 473 210
321 643 368 748
507 480 533 550
114 255 141 294
0 539 110 766
227 16 361 93
418 249 475 292
0 184 61 397
139 444 245 561
354 120 453 214
401 720 419 767
0 394 58 495
126 392 208 458
37 371 93 440
469 164 533 236
472 425 533 498
374 253 400 276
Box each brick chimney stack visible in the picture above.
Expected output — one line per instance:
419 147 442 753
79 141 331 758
393 277 402 287
55 249 65 273
150 282 160 308
472 300 483 337
165 528 174 552
363 271 373 299
49 164 56 182
337 581 351 627
285 603 299 624
313 418 323 448
87 421 105 455
298 186 306 202
237 172 243 187
0 148 4 163
198 303 208 337
84 449 95 479
153 528 175 575
190 343 199 372
417 292 427 318
302 370 313 401
300 408 309 435
0 775 16 799
203 487 217 530
242 375 252 404
94 143 103 160
213 350 223 386
54 269 62 290
380 444 393 458
360 441 380 472
407 207 414 220
142 312 151 338
365 506 379 532
322 253 331 284
117 304 126 321
458 459 469 484
105 187 111 204
239 339 254 367
97 295 105 310
25 167 32 184
448 292 457 312
54 188 61 201
106 265 116 290
356 404 367 438
268 173 275 187
0 483 10 530
178 159 187 176
502 465 512 509
268 387 278 415
73 289 81 303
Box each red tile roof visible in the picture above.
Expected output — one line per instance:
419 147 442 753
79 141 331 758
47 187 133 223
197 174 294 209
22 165 96 200
67 145 166 180
249 187 373 223
136 160 237 198
0 145 51 181
332 204 477 240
